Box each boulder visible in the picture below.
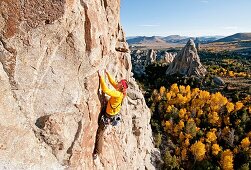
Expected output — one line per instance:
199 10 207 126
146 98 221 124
213 76 225 86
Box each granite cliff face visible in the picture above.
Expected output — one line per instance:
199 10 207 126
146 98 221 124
0 0 159 169
166 39 207 77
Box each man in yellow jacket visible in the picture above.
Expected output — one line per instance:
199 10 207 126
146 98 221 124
94 70 128 159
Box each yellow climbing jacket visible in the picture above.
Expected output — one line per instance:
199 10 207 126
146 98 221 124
100 73 124 116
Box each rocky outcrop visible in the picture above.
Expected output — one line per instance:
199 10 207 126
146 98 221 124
148 49 157 64
213 76 225 86
166 39 207 77
0 0 159 169
163 52 175 63
131 49 176 77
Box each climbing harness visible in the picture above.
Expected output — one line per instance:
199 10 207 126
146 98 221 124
109 101 122 112
101 113 121 127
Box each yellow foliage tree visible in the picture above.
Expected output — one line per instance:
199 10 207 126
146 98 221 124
209 92 228 111
179 108 187 119
181 148 187 160
166 92 172 101
240 137 250 149
235 101 244 111
178 120 185 129
179 132 185 141
159 86 166 96
208 112 220 125
176 94 188 105
190 141 206 161
206 129 217 143
170 83 179 94
179 85 186 94
220 150 234 170
197 109 204 117
165 120 172 132
184 138 190 147
228 71 235 77
166 105 173 113
212 144 221 156
226 102 235 113
185 85 191 93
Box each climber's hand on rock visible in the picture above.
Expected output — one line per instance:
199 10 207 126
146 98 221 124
98 70 104 77
97 70 101 77
105 69 109 75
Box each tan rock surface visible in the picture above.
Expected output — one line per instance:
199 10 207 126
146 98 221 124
0 0 159 169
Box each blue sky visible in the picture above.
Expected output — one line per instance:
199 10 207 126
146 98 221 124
121 0 251 37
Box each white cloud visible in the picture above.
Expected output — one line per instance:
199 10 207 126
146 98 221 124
138 24 160 27
201 0 209 3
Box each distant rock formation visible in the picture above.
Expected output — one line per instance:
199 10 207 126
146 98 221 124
166 39 207 77
147 49 157 64
213 76 225 86
131 49 176 77
164 52 175 63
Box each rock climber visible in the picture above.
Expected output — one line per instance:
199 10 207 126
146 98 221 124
93 69 128 159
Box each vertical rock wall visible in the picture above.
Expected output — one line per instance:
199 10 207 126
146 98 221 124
0 0 159 169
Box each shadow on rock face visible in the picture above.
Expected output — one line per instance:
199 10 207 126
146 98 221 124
35 115 50 129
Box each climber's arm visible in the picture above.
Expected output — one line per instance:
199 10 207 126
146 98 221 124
100 76 121 97
105 71 118 89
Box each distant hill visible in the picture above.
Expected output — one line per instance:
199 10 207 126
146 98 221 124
198 36 225 43
127 35 224 46
215 33 251 42
126 36 166 44
126 36 141 40
126 36 169 46
162 35 189 43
